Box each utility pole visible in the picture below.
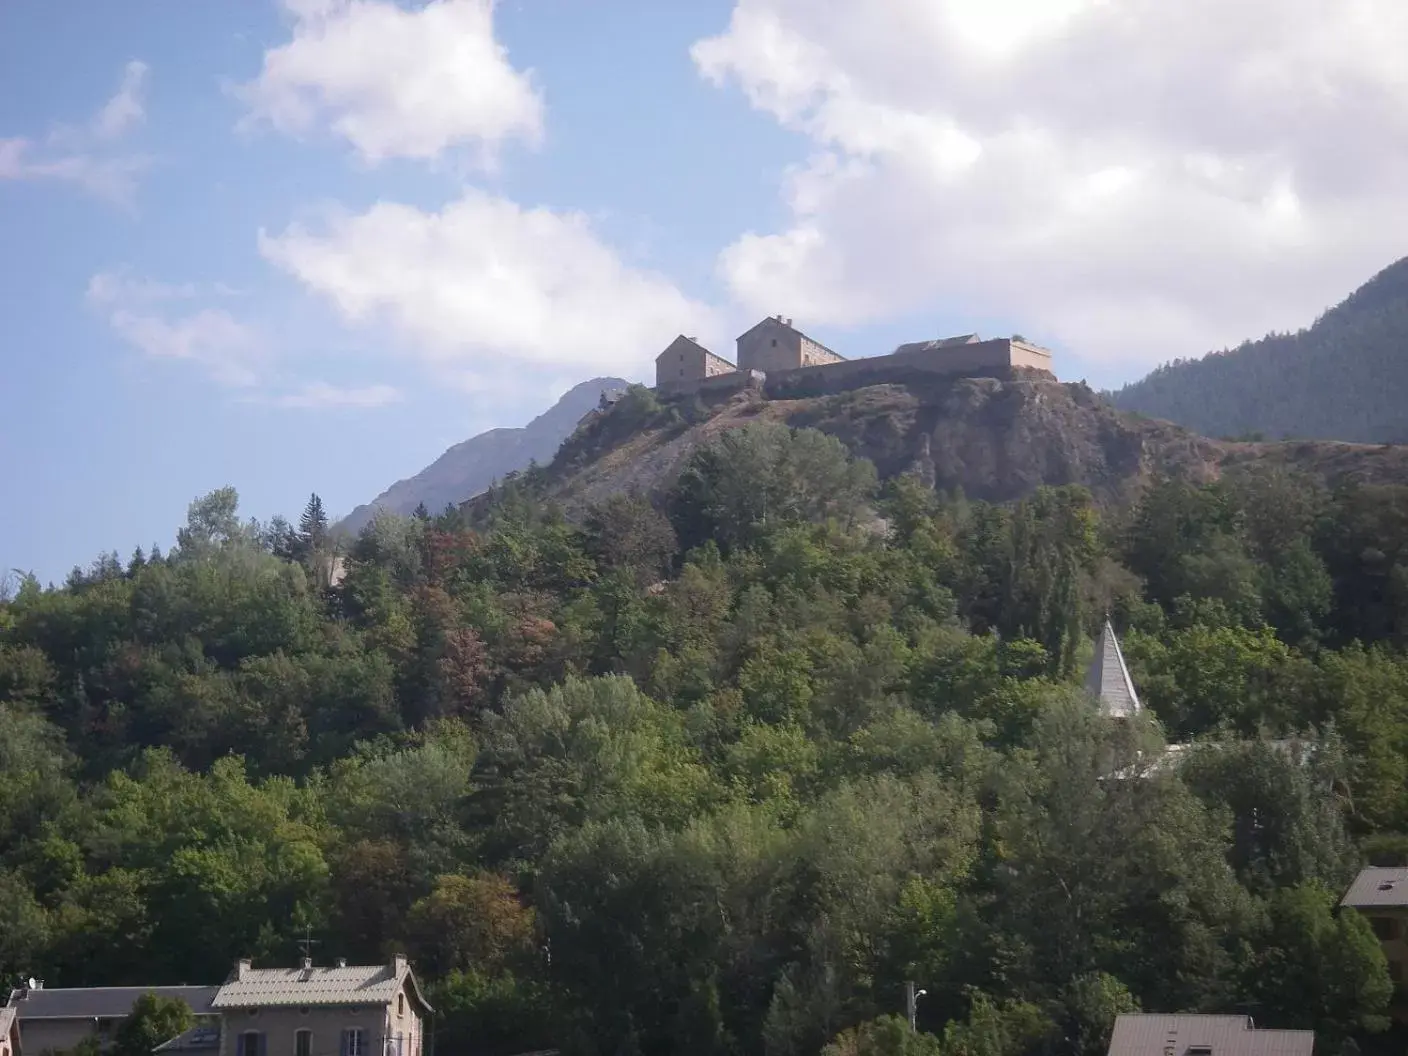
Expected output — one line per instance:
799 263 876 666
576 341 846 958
906 981 917 1032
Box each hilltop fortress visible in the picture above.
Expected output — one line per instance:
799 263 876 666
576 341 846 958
656 315 1055 399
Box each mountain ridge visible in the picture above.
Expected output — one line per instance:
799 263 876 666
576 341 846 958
339 376 628 535
1109 256 1408 443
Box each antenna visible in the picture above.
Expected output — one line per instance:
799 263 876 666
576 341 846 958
297 924 321 964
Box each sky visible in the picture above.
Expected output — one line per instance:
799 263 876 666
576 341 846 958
4 0 1407 585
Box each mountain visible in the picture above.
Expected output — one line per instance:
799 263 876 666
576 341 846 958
471 372 1408 521
1109 256 1408 443
340 376 628 535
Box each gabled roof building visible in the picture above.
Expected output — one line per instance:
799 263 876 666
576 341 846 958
6 985 219 1056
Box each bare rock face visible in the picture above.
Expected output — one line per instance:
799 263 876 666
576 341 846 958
479 373 1408 519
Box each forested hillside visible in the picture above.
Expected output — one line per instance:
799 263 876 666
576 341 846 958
1110 256 1408 442
4 419 1408 1056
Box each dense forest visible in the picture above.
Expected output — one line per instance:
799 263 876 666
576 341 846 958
4 418 1408 1056
1110 255 1408 443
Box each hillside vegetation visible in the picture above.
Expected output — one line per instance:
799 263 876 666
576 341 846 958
4 416 1408 1056
1111 256 1408 442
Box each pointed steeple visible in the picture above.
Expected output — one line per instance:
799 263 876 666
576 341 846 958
1084 618 1141 719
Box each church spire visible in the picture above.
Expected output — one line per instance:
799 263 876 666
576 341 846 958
1084 618 1141 718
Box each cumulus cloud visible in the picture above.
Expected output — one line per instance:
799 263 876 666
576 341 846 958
693 0 1408 370
237 0 543 165
1 61 151 201
257 188 718 387
87 271 269 388
271 381 404 408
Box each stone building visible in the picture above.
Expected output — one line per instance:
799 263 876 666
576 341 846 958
211 956 431 1056
736 316 845 373
655 336 735 393
651 317 1056 397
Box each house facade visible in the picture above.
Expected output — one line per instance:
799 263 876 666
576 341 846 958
654 336 736 393
736 316 844 374
1 1005 17 1056
210 958 430 1056
1106 1014 1312 1056
5 985 218 1056
1341 866 1408 1017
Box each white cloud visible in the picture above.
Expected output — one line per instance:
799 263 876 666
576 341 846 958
1 60 151 201
237 0 542 165
271 381 404 408
258 188 718 385
92 61 149 141
693 0 1408 371
88 273 269 388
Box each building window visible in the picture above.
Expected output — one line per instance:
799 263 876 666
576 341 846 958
771 338 777 347
344 1028 365 1056
397 994 405 1017
1371 916 1398 941
1389 959 1403 984
97 1020 113 1037
296 1030 312 1056
241 1032 261 1056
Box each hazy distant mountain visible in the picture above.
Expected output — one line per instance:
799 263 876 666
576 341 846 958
1110 256 1408 443
339 377 628 535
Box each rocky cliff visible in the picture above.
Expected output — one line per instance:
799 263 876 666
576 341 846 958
518 373 1408 515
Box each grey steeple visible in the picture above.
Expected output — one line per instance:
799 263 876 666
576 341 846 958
1084 618 1141 719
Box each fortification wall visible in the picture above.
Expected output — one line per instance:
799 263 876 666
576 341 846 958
661 368 766 399
762 338 1053 399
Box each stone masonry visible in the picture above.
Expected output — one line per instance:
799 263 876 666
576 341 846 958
654 317 1055 395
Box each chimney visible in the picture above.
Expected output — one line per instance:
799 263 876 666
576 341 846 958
336 958 347 969
391 954 408 976
235 958 252 981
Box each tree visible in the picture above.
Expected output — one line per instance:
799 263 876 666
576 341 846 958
112 993 194 1056
298 493 330 553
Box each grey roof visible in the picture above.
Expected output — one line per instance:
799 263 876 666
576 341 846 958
1107 1015 1313 1056
895 334 982 354
1085 619 1142 718
1341 866 1408 908
9 987 218 1021
212 964 429 1013
153 1025 222 1054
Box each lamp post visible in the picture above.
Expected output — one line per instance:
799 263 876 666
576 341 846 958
905 982 927 1032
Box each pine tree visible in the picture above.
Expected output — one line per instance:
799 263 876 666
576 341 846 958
298 493 329 552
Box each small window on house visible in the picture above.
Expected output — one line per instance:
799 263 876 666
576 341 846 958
240 1032 261 1056
771 338 777 347
344 1028 365 1056
397 994 405 1017
296 1031 312 1056
1371 917 1398 941
1389 959 1404 983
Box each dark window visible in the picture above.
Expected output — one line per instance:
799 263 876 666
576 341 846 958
397 994 405 1017
241 1033 261 1056
1372 916 1398 941
296 1032 312 1056
345 1028 365 1056
1389 959 1403 984
97 1021 113 1037
770 338 777 346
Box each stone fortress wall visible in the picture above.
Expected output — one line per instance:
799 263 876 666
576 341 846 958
654 316 1055 397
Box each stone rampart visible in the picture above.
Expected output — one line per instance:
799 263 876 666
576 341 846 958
762 338 1053 399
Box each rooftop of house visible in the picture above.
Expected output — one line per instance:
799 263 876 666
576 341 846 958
1341 866 1408 908
1107 1015 1313 1056
1085 619 1142 719
211 958 431 1013
894 333 983 354
6 986 219 1021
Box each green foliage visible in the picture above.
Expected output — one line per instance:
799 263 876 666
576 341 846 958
112 993 194 1056
4 454 1408 1056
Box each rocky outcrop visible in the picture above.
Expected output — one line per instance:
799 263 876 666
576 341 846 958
521 373 1408 516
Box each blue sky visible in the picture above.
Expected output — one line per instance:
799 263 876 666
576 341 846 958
3 0 1404 584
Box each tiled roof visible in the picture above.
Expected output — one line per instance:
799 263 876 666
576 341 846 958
1107 1015 1313 1056
895 334 982 354
1341 866 1408 908
9 987 218 1021
1085 619 1142 718
212 965 415 1011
